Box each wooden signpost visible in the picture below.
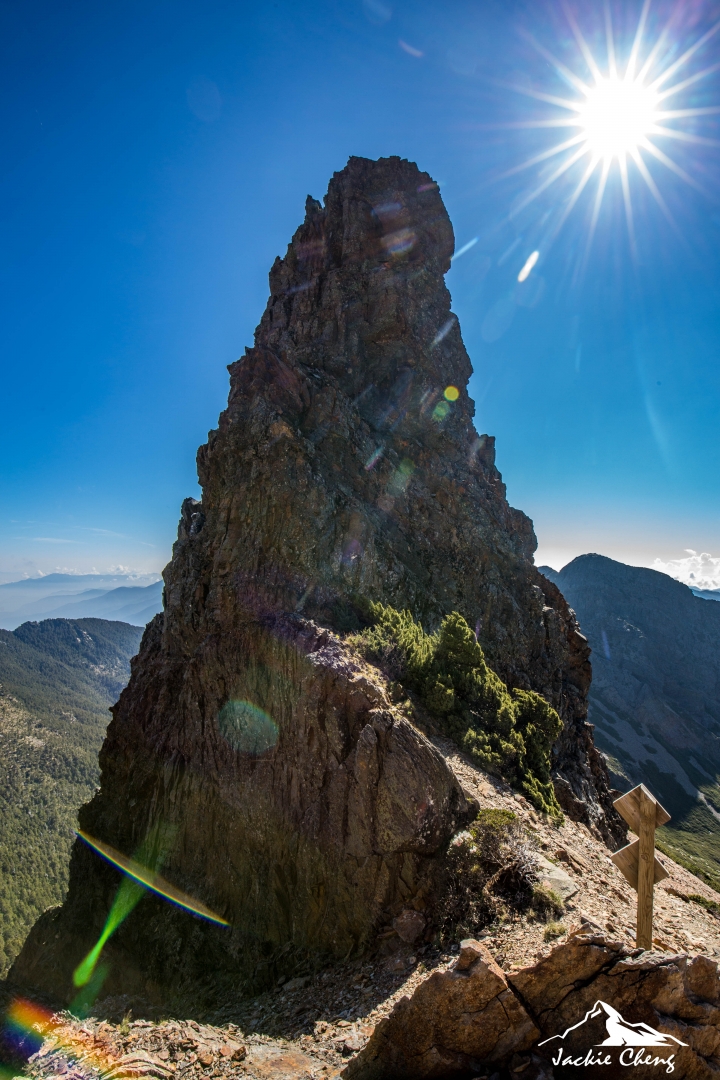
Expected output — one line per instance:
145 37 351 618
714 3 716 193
610 784 671 950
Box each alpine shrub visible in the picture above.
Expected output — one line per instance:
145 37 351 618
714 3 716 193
355 605 563 817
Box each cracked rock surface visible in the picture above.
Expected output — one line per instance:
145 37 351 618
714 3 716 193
15 936 720 1080
343 939 538 1079
346 936 720 1079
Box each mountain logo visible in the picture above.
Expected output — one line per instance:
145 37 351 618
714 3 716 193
538 1000 687 1071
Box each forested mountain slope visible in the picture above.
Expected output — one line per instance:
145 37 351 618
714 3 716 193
0 618 143 974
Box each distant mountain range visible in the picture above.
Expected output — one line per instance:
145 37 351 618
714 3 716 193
0 573 162 630
539 554 720 886
0 617 144 975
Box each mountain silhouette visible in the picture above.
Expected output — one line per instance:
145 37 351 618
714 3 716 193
538 1000 687 1048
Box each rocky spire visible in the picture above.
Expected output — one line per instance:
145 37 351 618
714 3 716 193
11 157 622 1008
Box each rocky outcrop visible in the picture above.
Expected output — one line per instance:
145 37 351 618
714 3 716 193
11 156 619 1007
513 936 720 1079
11 622 474 1005
344 938 539 1079
346 935 720 1079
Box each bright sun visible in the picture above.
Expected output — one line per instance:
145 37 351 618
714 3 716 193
579 76 659 161
503 1 720 258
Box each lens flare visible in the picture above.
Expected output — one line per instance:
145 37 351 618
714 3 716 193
76 831 230 926
501 2 720 256
443 385 460 401
3 998 135 1076
517 251 539 282
73 877 145 987
579 76 659 160
217 700 278 755
364 445 384 470
70 830 230 1003
5 999 53 1057
387 458 415 495
381 228 416 256
431 316 456 346
450 237 478 262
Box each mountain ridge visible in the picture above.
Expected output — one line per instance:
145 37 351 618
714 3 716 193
0 575 161 630
538 553 720 886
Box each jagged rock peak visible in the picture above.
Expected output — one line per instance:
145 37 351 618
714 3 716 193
255 156 471 450
10 157 621 1010
193 155 531 633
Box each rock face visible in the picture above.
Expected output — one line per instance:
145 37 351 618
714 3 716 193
512 936 720 1079
347 935 720 1079
12 156 619 1006
539 554 720 879
345 938 539 1079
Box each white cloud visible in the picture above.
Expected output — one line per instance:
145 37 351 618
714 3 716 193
652 551 720 592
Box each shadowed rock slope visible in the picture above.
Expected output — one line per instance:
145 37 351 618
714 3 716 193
11 156 620 1009
539 554 720 888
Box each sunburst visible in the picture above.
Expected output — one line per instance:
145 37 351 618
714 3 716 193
503 1 720 260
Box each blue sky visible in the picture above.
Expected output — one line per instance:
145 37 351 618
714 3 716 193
2 0 719 583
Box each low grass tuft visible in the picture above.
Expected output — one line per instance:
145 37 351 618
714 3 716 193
531 884 565 919
434 809 539 944
686 893 720 919
543 921 567 941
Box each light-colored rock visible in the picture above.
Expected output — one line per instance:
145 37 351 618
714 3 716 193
347 936 720 1079
511 935 720 1079
535 853 579 903
555 843 590 872
343 939 539 1078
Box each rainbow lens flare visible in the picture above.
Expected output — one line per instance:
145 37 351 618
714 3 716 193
364 445 384 471
387 458 415 496
70 831 229 999
3 998 128 1077
5 998 52 1057
217 700 278 754
76 831 231 926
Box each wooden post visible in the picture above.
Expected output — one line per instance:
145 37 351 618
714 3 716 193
636 787 656 950
610 783 671 952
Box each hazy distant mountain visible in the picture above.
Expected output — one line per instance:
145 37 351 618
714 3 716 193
539 554 720 885
0 573 162 630
0 617 144 975
27 581 163 625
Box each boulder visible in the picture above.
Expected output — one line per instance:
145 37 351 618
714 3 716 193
344 939 539 1079
345 936 720 1079
511 935 720 1079
535 854 579 904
